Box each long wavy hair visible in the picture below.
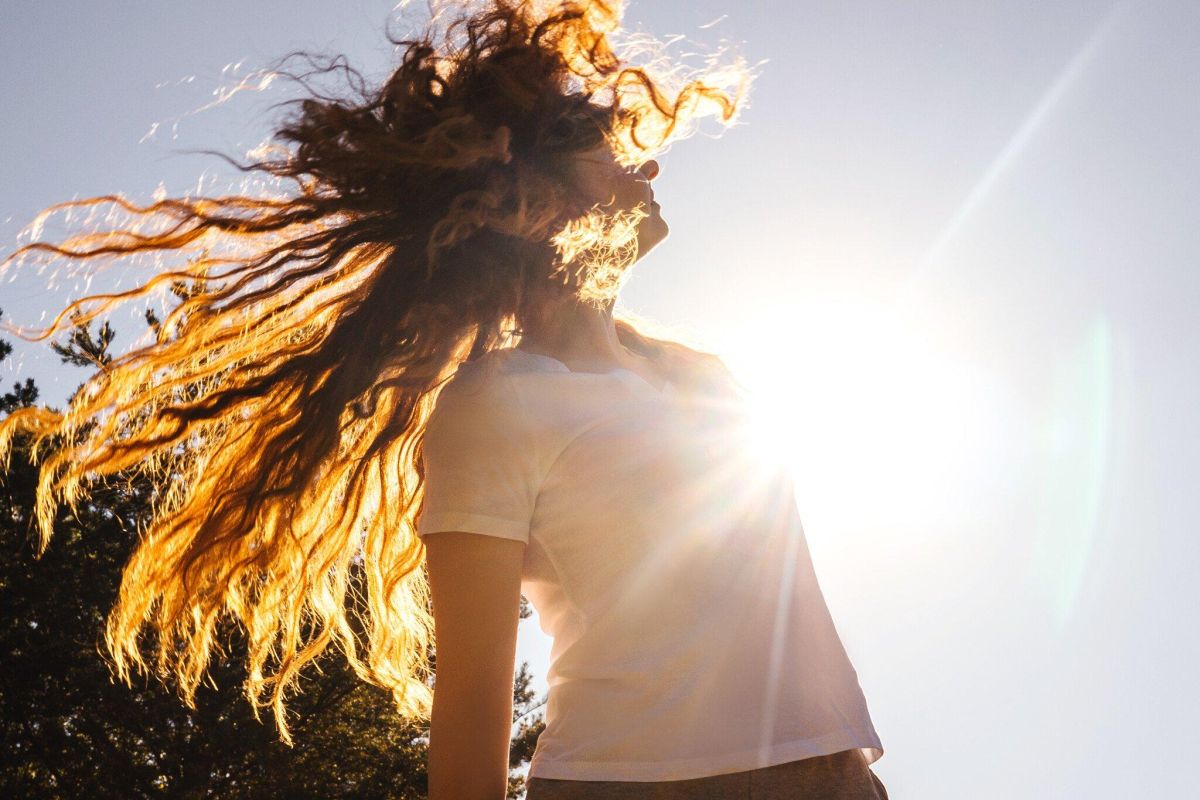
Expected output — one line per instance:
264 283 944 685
0 0 747 743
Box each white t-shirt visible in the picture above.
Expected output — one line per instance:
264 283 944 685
418 347 883 781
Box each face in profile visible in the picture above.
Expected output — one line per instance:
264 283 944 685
566 144 669 260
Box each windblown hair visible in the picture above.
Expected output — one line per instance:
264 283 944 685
0 0 746 742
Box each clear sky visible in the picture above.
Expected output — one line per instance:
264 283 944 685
3 2 1198 797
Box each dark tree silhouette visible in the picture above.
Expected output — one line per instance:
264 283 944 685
0 303 546 798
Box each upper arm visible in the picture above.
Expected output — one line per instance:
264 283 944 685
418 365 538 795
423 532 524 799
425 531 525 688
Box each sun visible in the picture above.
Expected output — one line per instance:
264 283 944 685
716 292 1008 554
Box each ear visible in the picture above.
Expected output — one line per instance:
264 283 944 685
492 125 512 164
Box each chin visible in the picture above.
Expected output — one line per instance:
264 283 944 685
637 217 669 258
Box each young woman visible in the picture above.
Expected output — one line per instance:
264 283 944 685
0 1 886 797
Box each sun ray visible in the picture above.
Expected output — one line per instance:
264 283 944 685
898 2 1129 304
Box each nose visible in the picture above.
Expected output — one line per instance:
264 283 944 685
638 159 661 181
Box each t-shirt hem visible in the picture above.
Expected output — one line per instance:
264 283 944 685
528 728 883 782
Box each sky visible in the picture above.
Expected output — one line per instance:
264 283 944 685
2 1 1198 797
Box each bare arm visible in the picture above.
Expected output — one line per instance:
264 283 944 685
424 532 526 800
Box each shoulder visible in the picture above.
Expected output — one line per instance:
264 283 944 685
657 344 747 402
423 351 545 470
428 350 527 428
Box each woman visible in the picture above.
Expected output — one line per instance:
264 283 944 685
0 0 886 797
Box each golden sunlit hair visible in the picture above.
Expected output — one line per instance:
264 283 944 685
0 0 747 743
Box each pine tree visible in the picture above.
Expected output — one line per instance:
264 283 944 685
0 304 546 798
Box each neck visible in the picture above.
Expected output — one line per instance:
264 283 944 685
517 296 633 370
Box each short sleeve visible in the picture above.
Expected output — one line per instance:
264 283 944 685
418 367 539 544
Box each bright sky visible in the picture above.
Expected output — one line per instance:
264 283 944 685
3 2 1198 797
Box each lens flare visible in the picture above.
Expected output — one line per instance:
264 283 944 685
1031 314 1118 627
